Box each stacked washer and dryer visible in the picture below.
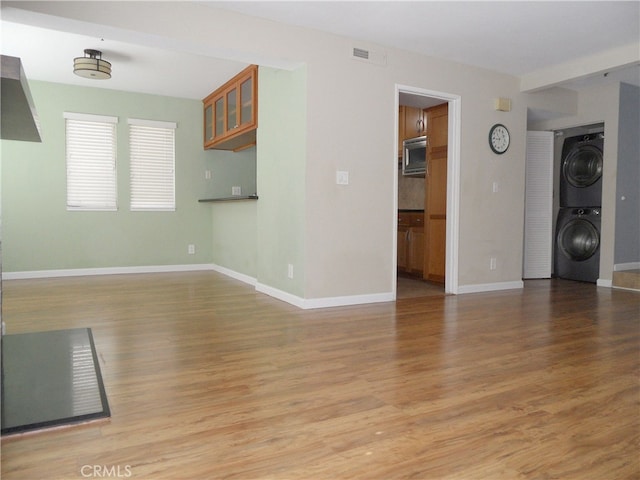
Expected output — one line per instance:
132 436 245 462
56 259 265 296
555 132 604 283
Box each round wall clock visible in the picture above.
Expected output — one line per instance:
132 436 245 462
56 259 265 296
489 123 510 154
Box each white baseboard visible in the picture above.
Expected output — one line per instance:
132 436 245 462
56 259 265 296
300 292 395 309
212 265 394 309
456 280 524 294
597 278 613 288
614 262 640 272
255 282 306 308
2 264 216 280
255 282 394 309
209 264 257 286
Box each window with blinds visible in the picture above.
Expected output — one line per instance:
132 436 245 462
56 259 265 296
65 112 118 211
128 119 176 211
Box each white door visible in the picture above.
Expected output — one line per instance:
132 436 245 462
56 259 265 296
524 131 554 278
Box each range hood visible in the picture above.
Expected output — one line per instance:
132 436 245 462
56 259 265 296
1 55 41 142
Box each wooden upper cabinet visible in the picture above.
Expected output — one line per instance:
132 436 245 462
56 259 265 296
404 106 425 139
203 65 258 151
398 106 426 156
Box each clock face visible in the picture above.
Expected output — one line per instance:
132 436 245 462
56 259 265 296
489 124 510 154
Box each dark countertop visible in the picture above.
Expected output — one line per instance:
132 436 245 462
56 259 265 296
199 195 259 203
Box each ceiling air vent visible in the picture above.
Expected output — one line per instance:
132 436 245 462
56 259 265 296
351 46 387 66
353 47 369 60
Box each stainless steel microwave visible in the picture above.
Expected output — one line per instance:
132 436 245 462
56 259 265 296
402 136 427 176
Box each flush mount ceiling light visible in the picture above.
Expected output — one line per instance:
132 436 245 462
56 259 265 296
73 49 111 79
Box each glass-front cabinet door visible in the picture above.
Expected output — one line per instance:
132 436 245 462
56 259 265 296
226 87 237 133
204 103 213 144
202 64 258 150
214 97 224 139
239 76 253 128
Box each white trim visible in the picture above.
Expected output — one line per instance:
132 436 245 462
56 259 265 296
394 85 461 296
215 266 394 309
2 264 215 280
614 262 640 272
255 283 305 308
209 263 257 286
300 292 394 310
447 95 462 295
612 285 640 292
391 93 399 301
596 278 613 288
63 111 118 123
255 282 394 310
457 281 524 294
127 118 177 129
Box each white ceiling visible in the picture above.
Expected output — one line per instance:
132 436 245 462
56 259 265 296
0 18 248 100
210 1 640 77
1 1 639 101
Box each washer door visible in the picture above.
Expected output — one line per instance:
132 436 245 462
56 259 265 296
558 218 600 261
563 145 603 188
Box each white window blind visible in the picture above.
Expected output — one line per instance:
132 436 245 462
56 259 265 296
128 118 176 211
65 112 118 211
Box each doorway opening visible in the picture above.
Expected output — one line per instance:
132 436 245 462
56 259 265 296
394 85 461 299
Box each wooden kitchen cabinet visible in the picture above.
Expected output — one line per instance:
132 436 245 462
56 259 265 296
423 103 448 283
397 223 409 271
408 226 425 274
397 211 425 276
203 64 258 151
398 106 425 156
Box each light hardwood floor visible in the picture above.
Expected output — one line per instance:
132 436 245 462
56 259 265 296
1 272 639 479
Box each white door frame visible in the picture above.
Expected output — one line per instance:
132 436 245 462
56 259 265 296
393 84 461 296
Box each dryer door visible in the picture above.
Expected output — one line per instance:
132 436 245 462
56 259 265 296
563 145 603 188
558 218 600 261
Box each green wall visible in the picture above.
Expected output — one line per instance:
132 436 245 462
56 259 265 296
256 66 307 296
2 72 306 301
210 200 257 278
207 66 307 296
0 80 233 272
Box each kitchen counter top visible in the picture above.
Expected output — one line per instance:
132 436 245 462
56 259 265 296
199 195 258 203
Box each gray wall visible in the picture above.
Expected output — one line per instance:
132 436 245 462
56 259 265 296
614 83 640 266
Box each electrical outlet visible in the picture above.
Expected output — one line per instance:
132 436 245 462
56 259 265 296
336 170 349 185
490 257 497 270
205 170 212 180
188 244 196 255
232 186 242 196
287 264 294 279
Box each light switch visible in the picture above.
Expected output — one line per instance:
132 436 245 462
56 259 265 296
336 170 349 185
